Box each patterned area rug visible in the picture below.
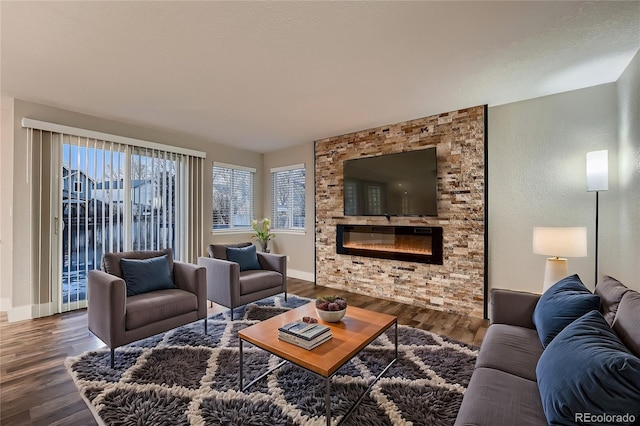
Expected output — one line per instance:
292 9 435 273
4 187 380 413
66 295 477 426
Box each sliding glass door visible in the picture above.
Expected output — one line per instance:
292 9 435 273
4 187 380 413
59 140 187 312
20 120 204 318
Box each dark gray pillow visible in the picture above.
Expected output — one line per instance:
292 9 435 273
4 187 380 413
595 275 629 325
120 254 176 296
612 291 640 357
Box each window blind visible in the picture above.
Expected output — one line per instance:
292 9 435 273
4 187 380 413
213 162 255 230
21 119 205 317
271 164 305 230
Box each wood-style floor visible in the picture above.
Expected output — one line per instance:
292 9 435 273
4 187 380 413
0 278 488 425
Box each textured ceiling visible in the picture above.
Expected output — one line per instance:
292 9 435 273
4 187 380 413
2 1 639 152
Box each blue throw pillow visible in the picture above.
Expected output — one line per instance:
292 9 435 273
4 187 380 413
120 255 176 296
226 245 262 272
533 274 600 347
537 310 640 425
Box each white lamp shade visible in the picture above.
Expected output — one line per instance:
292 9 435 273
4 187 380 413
533 227 587 258
586 150 608 191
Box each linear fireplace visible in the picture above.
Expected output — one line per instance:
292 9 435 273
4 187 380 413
336 225 443 265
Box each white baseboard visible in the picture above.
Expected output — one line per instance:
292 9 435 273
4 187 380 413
287 269 315 283
7 304 32 322
7 302 55 322
0 297 11 312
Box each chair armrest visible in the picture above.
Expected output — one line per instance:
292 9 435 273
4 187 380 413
173 261 207 319
198 256 240 308
490 288 541 329
87 270 126 347
257 252 286 274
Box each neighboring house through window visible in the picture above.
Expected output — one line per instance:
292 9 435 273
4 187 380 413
213 162 255 230
271 164 305 230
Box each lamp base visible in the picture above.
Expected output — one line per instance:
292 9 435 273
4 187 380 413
543 258 568 292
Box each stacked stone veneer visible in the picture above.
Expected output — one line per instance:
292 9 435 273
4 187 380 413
315 106 486 318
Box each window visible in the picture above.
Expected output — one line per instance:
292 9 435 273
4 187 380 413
73 180 83 194
366 183 383 215
271 164 305 230
213 162 255 230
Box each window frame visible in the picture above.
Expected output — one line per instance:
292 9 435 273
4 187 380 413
270 163 306 231
212 162 256 232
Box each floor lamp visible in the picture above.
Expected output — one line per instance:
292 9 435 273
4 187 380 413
533 227 588 292
586 150 608 286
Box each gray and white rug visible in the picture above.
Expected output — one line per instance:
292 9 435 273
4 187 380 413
66 295 477 426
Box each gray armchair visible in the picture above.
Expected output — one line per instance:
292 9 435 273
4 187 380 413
88 248 207 367
198 243 287 320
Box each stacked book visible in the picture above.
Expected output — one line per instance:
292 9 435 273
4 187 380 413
278 321 332 350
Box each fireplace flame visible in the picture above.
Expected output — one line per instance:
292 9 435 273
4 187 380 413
343 242 432 255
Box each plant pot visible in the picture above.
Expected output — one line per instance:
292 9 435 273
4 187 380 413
257 240 270 253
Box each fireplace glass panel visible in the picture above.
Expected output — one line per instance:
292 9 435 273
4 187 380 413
336 225 443 265
343 232 432 256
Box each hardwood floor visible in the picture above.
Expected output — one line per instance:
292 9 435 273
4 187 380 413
0 278 488 425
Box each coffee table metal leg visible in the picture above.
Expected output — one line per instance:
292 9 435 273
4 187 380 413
239 338 244 390
395 320 398 359
326 377 331 426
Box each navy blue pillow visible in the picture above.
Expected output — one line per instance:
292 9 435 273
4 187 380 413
120 255 176 296
533 274 600 347
226 245 262 272
537 310 640 425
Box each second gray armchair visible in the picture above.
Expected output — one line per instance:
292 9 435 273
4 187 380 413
198 242 287 320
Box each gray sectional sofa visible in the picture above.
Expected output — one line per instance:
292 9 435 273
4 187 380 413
455 275 640 426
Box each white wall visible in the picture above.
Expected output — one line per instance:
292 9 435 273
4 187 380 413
0 97 14 311
614 50 640 291
488 84 619 294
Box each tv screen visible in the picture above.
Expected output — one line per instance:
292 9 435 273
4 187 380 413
343 148 437 217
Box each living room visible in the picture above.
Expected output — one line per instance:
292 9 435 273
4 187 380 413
1 1 639 425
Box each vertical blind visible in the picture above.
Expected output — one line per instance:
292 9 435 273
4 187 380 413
212 162 255 230
22 119 205 316
271 164 305 230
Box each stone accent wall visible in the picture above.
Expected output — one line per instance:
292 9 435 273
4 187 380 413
315 106 486 318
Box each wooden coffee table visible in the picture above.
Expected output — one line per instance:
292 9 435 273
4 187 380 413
238 302 398 426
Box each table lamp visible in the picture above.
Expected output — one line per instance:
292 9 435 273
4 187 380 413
533 227 588 292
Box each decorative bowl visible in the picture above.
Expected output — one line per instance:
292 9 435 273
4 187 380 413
316 307 346 323
315 295 348 322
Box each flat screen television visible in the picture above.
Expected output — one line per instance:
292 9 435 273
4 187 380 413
343 148 437 217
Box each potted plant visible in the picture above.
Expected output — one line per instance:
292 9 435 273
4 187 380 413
251 218 275 252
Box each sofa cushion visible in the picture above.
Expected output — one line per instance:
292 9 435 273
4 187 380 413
536 310 640 425
125 288 197 330
595 275 629 325
239 270 283 295
532 274 600 348
227 245 262 272
103 248 174 279
475 324 543 382
120 254 177 296
208 242 251 260
612 291 640 357
454 367 547 426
